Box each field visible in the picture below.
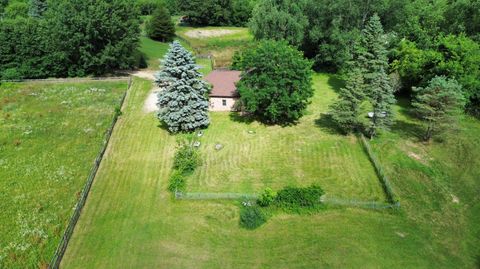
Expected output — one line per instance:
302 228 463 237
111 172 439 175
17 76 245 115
176 26 253 67
0 80 126 268
61 75 480 268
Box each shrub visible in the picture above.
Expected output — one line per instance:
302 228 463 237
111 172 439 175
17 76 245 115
275 185 324 210
168 170 186 192
257 187 277 207
239 204 267 230
173 144 200 174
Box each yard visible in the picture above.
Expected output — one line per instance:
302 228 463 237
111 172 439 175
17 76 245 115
60 75 480 268
0 80 127 268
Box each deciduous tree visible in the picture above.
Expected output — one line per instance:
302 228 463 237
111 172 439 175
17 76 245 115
235 40 313 124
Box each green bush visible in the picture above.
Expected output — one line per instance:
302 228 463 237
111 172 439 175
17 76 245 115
168 170 186 192
239 204 267 230
257 187 277 207
275 185 324 210
173 144 200 174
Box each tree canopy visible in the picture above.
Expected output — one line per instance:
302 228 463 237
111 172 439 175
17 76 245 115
412 76 466 141
235 40 313 125
146 4 175 42
0 0 141 79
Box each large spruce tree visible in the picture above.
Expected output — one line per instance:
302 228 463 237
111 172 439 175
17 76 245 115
146 4 175 42
155 41 210 133
359 14 396 137
330 68 365 133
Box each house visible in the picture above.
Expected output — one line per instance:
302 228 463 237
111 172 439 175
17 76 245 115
205 70 241 111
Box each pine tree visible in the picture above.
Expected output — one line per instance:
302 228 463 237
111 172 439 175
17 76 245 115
358 14 395 138
155 41 210 133
146 4 175 42
412 76 465 141
29 0 47 18
330 68 365 133
367 68 395 137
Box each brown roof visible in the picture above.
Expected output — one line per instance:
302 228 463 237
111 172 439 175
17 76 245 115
205 70 241 98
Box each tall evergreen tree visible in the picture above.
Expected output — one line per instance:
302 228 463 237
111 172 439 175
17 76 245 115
146 4 175 42
29 0 47 18
412 76 465 141
155 41 210 133
330 68 365 133
359 14 396 137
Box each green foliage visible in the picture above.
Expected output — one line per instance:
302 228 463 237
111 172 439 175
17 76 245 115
274 185 324 211
168 170 186 192
239 204 267 230
330 68 365 133
249 0 308 47
146 4 175 42
173 144 201 175
156 41 210 132
257 187 277 207
412 76 466 141
357 14 395 137
178 0 253 26
136 0 163 15
3 0 29 18
392 35 480 115
28 0 47 18
0 0 141 79
236 40 313 124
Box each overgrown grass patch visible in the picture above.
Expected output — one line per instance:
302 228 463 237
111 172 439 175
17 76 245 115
0 81 126 268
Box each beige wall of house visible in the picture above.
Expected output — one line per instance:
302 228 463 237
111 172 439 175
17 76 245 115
209 97 238 111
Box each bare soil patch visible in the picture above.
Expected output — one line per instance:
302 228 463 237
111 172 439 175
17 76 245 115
184 29 242 39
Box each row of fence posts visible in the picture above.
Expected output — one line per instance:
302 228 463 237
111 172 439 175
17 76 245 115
48 77 132 269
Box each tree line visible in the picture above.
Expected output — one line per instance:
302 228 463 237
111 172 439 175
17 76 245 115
0 0 140 80
249 0 480 117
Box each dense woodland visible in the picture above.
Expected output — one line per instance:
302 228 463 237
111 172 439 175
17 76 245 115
0 0 479 115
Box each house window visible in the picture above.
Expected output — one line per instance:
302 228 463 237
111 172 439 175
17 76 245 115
222 99 227 106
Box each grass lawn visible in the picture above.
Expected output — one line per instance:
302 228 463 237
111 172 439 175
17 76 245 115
176 26 253 67
0 81 126 268
187 75 383 201
61 74 480 268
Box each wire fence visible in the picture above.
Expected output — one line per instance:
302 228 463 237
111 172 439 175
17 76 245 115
0 76 130 83
48 77 132 269
359 134 400 205
175 191 258 200
321 196 400 210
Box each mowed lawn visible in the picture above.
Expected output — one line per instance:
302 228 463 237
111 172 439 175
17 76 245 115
61 74 480 268
188 75 383 201
0 81 126 268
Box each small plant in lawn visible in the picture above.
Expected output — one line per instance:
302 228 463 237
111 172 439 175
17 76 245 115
168 170 186 192
239 202 267 230
173 144 200 175
275 185 324 211
257 187 277 207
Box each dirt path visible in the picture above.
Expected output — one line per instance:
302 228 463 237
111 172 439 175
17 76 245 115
129 70 162 113
130 70 156 81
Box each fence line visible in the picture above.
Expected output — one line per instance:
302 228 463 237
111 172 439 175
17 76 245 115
358 134 399 205
1 76 130 83
321 196 400 210
48 77 132 269
175 191 258 200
